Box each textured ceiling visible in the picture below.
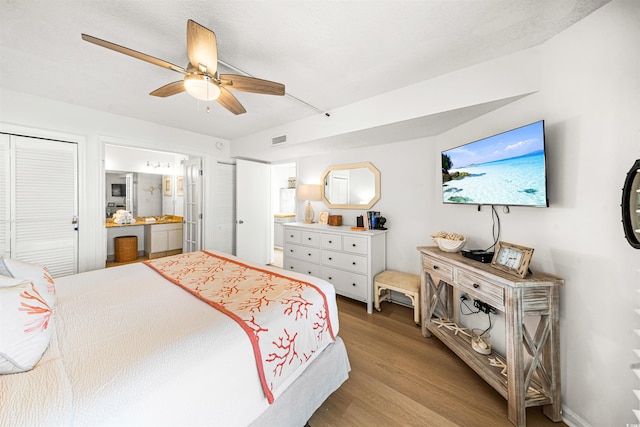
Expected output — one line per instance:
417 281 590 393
0 0 611 141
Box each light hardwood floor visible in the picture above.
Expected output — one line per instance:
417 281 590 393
308 296 567 427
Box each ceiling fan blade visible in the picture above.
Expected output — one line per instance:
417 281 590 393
219 74 285 96
217 87 246 115
81 34 186 74
187 19 217 74
149 81 185 97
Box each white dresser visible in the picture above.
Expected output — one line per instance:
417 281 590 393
283 222 387 313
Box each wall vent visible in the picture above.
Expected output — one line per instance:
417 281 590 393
271 135 287 147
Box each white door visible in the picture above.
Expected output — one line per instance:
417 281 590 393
5 135 78 277
236 159 271 264
212 162 236 255
183 157 202 253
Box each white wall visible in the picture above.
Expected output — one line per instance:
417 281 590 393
283 1 640 425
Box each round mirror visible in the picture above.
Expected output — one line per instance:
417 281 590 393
321 162 381 209
621 159 640 249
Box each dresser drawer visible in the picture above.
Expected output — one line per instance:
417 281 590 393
301 231 321 247
285 243 320 263
422 254 454 282
322 250 367 274
321 234 342 250
321 266 368 301
284 229 301 244
455 269 505 309
343 236 367 255
284 258 320 277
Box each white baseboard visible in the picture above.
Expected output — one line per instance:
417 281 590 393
562 405 592 427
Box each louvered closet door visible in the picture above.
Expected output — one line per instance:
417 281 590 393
0 134 10 257
11 136 78 277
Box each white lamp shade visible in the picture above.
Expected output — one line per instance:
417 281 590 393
297 184 322 201
184 74 221 101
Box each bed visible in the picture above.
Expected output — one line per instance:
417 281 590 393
0 250 350 426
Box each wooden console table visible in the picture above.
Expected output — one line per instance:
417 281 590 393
417 246 563 427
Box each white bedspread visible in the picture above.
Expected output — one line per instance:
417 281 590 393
0 251 340 426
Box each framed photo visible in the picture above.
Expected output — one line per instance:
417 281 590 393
318 211 329 225
490 241 534 278
176 176 184 196
163 176 172 196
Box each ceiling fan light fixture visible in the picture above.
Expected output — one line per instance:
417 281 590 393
184 74 220 101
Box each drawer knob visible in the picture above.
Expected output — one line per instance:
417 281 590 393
352 243 356 247
308 271 312 274
328 276 332 280
328 240 332 243
289 266 294 270
308 253 312 256
352 262 356 265
328 257 332 260
433 265 439 270
352 283 356 287
473 283 479 289
308 237 312 240
290 249 293 252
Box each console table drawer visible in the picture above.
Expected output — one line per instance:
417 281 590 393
286 243 320 263
322 250 368 274
321 266 368 301
422 254 454 282
284 258 320 277
455 269 504 309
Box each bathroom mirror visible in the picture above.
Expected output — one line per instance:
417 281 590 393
621 159 640 249
321 162 381 209
106 171 166 218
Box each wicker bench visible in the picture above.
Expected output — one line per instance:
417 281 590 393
374 270 421 324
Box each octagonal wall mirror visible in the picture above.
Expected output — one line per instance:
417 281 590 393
622 159 640 249
321 162 381 209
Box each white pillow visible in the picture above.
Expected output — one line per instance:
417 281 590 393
0 276 54 374
0 257 56 306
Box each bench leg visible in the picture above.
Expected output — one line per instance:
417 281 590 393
404 292 421 324
375 286 391 311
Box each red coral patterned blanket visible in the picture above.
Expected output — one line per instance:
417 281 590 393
143 250 336 404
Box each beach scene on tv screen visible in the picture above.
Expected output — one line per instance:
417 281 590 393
442 121 547 206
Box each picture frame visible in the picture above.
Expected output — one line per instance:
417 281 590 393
490 241 534 278
318 211 329 225
176 176 184 196
163 176 172 196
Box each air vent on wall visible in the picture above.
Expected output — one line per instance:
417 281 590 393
271 135 287 147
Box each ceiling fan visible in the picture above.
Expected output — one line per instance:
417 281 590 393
81 19 285 115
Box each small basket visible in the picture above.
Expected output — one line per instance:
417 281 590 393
114 235 138 262
434 237 466 253
328 215 342 226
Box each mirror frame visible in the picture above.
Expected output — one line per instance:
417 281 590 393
321 162 381 209
622 159 640 249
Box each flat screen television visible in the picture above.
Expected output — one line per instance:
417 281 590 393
111 183 126 197
441 120 548 207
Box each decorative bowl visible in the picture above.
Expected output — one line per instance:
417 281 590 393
434 237 466 253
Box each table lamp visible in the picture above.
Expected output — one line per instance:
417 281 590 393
297 184 322 224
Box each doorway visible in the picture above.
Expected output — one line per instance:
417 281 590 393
270 162 297 268
104 144 197 265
